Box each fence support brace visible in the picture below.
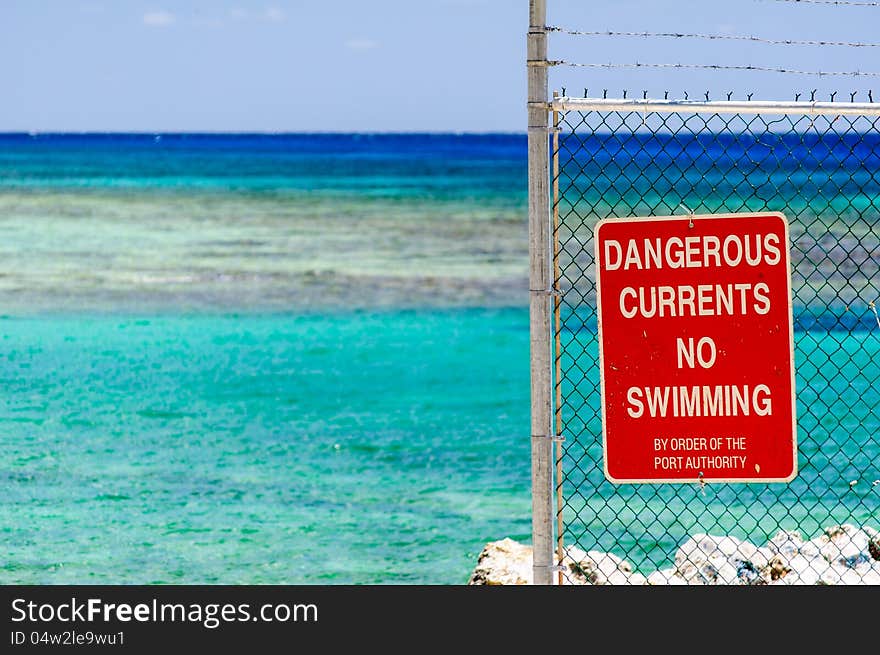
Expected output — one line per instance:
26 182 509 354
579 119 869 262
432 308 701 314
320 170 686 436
528 0 554 586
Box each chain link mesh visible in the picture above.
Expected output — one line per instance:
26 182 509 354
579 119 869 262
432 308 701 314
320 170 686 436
552 101 880 585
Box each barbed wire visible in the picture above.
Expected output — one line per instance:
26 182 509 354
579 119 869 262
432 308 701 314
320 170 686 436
554 88 876 103
766 0 880 6
551 61 880 77
546 27 880 48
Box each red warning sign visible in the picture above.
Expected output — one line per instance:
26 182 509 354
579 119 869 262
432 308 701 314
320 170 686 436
594 212 797 483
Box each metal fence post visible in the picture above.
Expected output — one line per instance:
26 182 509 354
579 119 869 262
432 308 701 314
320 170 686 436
527 0 553 586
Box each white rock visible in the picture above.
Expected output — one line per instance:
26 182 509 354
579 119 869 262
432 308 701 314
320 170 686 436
781 554 831 585
858 563 880 584
561 547 636 585
468 538 532 585
673 534 766 584
646 568 690 585
603 570 646 586
762 554 791 582
468 524 880 586
812 524 872 568
865 525 880 561
768 529 805 557
768 529 821 558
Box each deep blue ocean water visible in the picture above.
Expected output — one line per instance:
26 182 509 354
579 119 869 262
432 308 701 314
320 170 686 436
0 132 877 583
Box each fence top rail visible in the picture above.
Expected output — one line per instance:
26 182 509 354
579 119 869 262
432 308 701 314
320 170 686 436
551 97 880 117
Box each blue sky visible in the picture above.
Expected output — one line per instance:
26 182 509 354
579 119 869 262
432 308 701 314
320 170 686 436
1 1 877 132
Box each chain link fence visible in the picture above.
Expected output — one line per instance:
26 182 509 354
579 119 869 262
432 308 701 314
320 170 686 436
550 96 880 585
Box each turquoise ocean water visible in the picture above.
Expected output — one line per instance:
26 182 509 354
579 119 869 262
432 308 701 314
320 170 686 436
0 134 531 584
0 132 877 583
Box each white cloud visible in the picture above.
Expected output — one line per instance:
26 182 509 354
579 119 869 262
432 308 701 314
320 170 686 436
229 8 249 20
264 7 285 22
143 10 175 27
345 38 380 51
